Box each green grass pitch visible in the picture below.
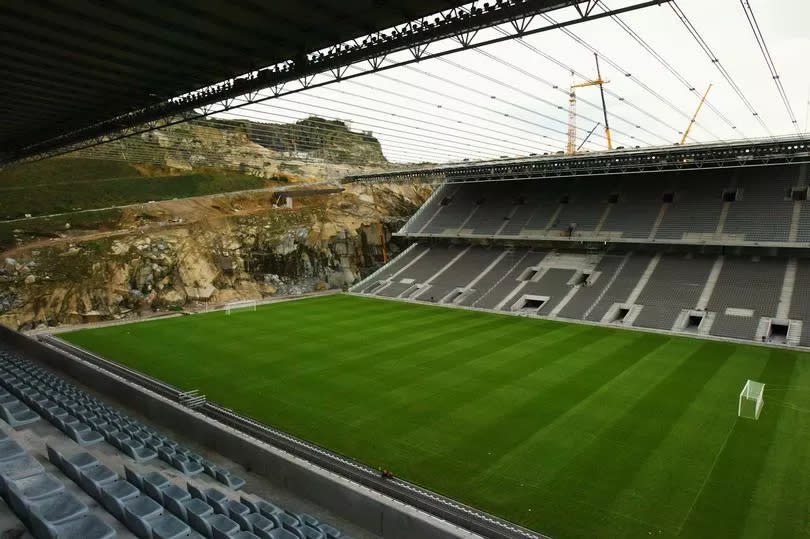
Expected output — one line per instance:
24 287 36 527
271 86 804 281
62 294 810 538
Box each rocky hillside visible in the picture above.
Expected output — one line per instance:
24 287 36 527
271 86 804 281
0 182 430 331
0 116 430 331
75 116 390 179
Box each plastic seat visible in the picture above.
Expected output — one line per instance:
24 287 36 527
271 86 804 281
79 463 118 499
109 431 132 450
122 439 158 463
318 524 340 539
299 515 319 528
162 484 192 520
205 488 229 514
143 471 171 502
245 513 278 539
226 499 252 530
65 422 104 446
207 513 240 539
184 497 214 535
6 472 65 516
28 491 89 528
187 482 206 501
125 466 145 490
32 511 116 539
302 526 325 539
100 479 140 520
172 454 203 476
0 400 39 427
244 499 300 531
215 470 246 490
0 454 45 493
0 439 25 462
267 529 301 539
151 513 192 539
233 532 261 539
63 452 99 482
124 494 164 538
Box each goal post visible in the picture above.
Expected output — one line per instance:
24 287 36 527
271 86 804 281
738 380 765 420
224 300 258 315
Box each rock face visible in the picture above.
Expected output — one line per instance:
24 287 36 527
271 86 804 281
0 182 430 330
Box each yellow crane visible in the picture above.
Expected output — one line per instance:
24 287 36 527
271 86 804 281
680 84 712 145
567 53 612 155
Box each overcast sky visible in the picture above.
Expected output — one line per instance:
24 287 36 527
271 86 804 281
218 0 810 164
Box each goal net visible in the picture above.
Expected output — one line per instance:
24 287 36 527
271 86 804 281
738 380 765 420
225 300 258 315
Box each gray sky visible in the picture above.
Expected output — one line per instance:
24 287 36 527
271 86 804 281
218 0 810 164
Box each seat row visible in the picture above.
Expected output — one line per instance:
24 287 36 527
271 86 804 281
0 353 246 490
0 430 115 538
48 445 347 539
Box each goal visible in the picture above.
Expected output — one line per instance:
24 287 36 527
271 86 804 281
738 380 765 420
224 300 258 315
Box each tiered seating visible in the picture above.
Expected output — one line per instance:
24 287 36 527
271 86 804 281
0 427 116 538
599 176 666 239
707 257 785 340
789 259 810 346
633 255 715 330
0 357 245 490
0 350 354 539
556 254 627 320
651 171 725 240
399 167 808 245
723 166 795 242
583 253 653 322
553 177 620 236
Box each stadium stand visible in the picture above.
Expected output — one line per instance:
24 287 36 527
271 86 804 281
0 346 357 539
399 167 810 246
355 161 810 347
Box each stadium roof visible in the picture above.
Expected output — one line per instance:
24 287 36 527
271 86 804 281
1 0 475 156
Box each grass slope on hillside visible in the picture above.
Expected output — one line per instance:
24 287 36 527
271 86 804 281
0 158 267 219
62 295 810 538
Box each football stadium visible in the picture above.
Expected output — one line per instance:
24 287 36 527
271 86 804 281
1 1 810 539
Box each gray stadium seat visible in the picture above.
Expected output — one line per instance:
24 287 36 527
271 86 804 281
172 454 204 476
0 439 26 462
124 494 164 538
63 452 99 482
215 469 246 490
33 512 116 539
267 529 302 539
185 497 215 535
245 513 278 538
0 400 39 427
6 472 65 516
100 479 140 520
79 463 118 499
161 484 192 520
122 439 158 463
65 422 104 446
0 454 45 493
226 499 252 530
151 513 193 539
205 488 230 514
206 512 241 539
143 471 171 502
27 491 89 530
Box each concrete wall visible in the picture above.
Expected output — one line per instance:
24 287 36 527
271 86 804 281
0 324 481 539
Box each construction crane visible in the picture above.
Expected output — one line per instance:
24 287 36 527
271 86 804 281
567 53 612 155
680 84 712 145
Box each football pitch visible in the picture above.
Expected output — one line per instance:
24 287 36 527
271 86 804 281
62 294 810 538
